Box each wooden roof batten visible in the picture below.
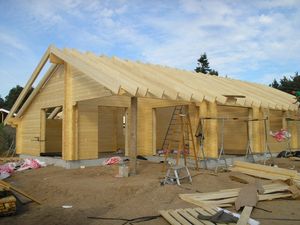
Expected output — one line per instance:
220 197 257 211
5 45 299 124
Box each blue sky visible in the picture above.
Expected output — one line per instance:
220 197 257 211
0 0 299 97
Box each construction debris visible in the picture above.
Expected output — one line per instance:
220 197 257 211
229 172 256 184
235 183 262 225
0 158 46 180
230 161 300 186
0 194 16 216
102 156 122 165
179 181 294 208
0 180 41 205
160 207 259 225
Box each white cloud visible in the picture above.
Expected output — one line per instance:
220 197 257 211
0 32 28 51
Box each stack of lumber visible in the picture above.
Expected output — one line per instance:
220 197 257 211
160 207 224 225
230 161 300 186
179 181 293 208
0 195 16 216
160 207 258 225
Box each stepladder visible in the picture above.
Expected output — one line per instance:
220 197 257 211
162 105 199 170
163 165 192 185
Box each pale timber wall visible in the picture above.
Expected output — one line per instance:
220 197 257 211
17 65 65 156
268 110 287 152
98 106 125 152
217 106 248 155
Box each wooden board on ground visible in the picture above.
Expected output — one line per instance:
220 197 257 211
0 180 41 204
160 207 257 225
230 161 300 186
229 172 256 184
179 181 293 207
160 207 232 225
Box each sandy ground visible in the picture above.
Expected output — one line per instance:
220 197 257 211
1 158 300 225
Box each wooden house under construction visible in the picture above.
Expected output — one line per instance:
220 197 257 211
5 45 300 165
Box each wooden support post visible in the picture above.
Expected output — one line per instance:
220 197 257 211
63 63 78 160
282 111 288 130
130 97 138 175
262 108 270 151
248 108 253 151
198 101 207 157
203 101 218 158
251 106 263 153
40 109 46 153
152 108 157 155
125 108 130 156
15 122 22 154
288 111 298 149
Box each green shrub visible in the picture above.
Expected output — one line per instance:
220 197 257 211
0 123 16 155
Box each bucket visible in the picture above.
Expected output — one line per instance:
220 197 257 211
118 165 129 177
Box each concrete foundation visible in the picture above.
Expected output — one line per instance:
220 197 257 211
20 153 277 169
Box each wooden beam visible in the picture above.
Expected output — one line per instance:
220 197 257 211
198 101 209 159
15 122 22 154
49 53 64 64
152 108 157 155
287 111 298 149
206 101 218 158
48 106 62 119
237 206 253 225
62 63 78 160
5 46 51 124
40 109 46 153
251 106 263 153
124 107 130 156
130 97 137 175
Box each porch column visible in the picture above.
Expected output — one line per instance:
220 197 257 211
40 109 46 153
206 101 218 158
63 63 78 160
130 96 138 175
288 111 298 149
251 106 264 153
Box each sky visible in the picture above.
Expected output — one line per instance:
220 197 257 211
0 0 299 98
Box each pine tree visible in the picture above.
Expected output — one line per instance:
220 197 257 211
195 53 218 76
0 96 4 109
4 85 23 110
270 72 300 94
195 53 210 74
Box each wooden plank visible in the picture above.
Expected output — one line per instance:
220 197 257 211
229 172 256 184
152 108 157 155
49 53 64 64
233 161 298 177
169 210 192 225
237 206 252 225
230 167 290 181
159 210 182 225
185 208 214 225
0 180 41 204
130 97 137 175
176 209 204 225
48 106 62 119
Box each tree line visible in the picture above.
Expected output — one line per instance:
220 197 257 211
0 85 33 111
